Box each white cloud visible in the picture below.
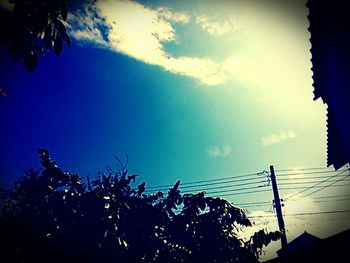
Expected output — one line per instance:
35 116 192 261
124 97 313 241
68 0 227 86
68 5 109 47
72 2 286 88
262 131 296 146
283 194 320 214
156 7 191 24
221 55 248 82
67 0 313 91
196 15 240 35
208 145 232 158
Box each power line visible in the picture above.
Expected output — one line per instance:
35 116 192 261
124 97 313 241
145 175 350 194
146 171 266 189
314 198 350 203
275 167 333 172
144 178 267 191
313 194 350 199
303 170 350 198
234 203 271 208
145 178 350 198
275 169 347 177
233 197 350 209
233 200 272 206
144 167 349 201
248 210 350 218
277 173 349 181
228 198 350 210
146 169 348 191
279 183 350 191
284 169 349 200
278 177 350 186
145 179 267 193
200 183 270 196
236 198 350 208
179 176 265 188
231 194 350 208
208 188 271 197
167 181 350 196
238 194 350 205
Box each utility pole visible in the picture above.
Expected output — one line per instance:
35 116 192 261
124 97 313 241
270 165 288 251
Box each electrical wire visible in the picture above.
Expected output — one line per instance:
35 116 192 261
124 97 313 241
275 167 334 172
201 183 270 196
146 169 348 192
314 198 350 203
144 177 267 193
207 188 271 197
277 174 349 181
278 177 350 186
230 194 350 208
146 171 265 189
146 181 350 196
274 169 348 177
144 168 350 202
234 200 272 206
248 210 350 218
283 168 349 200
313 194 350 199
236 203 272 208
303 170 350 198
278 183 350 191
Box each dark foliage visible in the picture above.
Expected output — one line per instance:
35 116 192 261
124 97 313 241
0 149 281 263
0 0 71 72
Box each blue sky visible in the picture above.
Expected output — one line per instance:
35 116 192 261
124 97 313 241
1 0 349 260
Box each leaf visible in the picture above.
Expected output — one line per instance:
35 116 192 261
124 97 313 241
54 19 66 35
61 32 71 47
54 36 63 55
60 0 68 21
44 26 54 50
127 174 139 184
23 50 39 73
137 182 146 196
170 180 181 192
37 148 49 156
40 30 45 39
122 240 128 248
91 179 100 186
34 45 44 56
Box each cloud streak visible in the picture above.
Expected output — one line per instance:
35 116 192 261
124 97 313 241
196 15 239 35
208 145 232 158
261 131 296 146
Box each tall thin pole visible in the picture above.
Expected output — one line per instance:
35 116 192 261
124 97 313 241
270 165 287 251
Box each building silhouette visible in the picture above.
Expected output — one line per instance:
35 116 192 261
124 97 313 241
307 0 350 169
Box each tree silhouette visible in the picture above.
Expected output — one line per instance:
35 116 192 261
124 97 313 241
0 149 281 263
0 0 71 72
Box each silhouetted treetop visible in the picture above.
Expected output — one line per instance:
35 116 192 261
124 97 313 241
0 0 71 72
0 149 281 263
